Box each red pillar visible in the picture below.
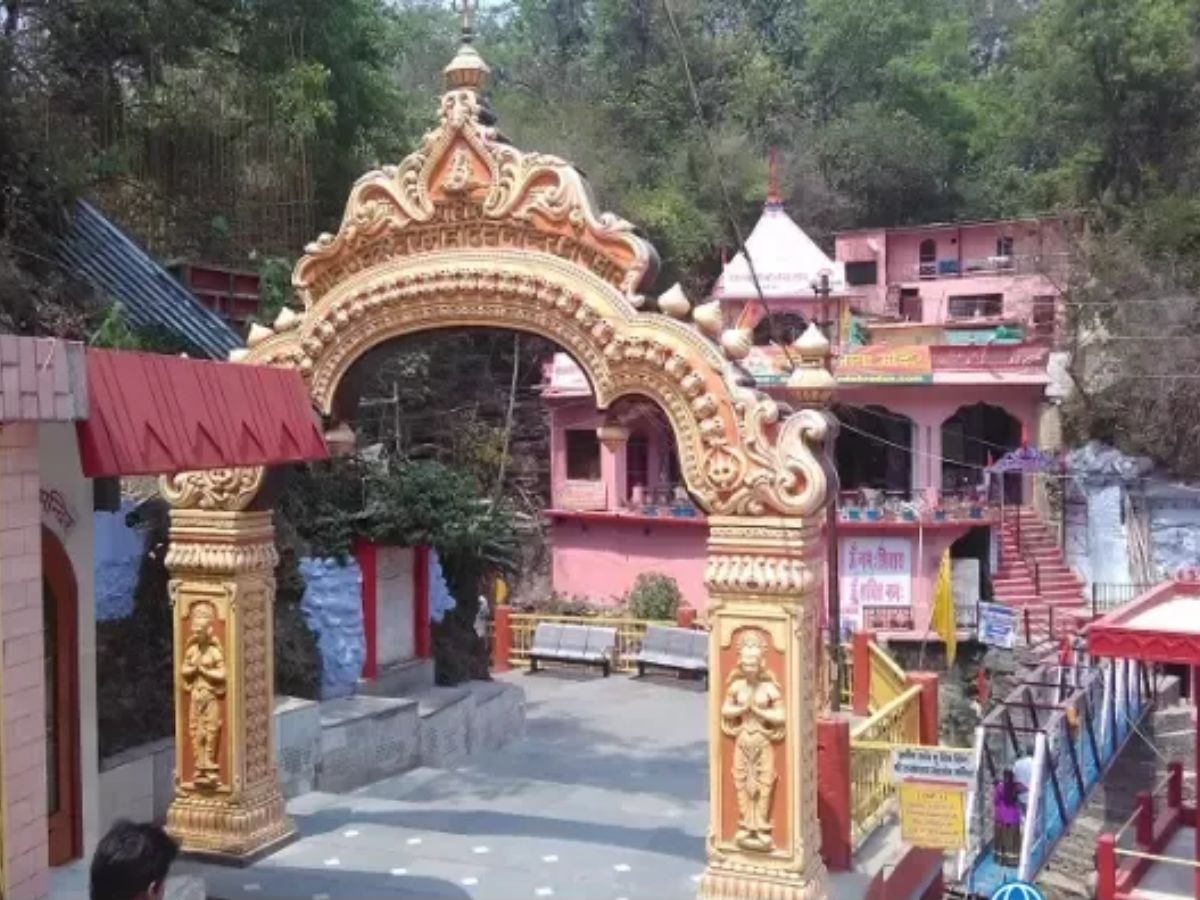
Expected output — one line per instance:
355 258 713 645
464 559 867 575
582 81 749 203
1193 666 1200 899
817 717 852 871
492 605 512 672
906 672 941 745
413 545 431 659
852 631 875 716
1096 834 1117 900
354 538 379 680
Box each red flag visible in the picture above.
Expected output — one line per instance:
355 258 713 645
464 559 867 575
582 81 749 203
1059 635 1072 666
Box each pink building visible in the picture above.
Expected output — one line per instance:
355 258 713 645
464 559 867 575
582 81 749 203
542 193 1070 639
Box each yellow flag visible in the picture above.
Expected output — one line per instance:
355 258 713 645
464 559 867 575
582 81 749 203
932 550 956 665
494 577 509 606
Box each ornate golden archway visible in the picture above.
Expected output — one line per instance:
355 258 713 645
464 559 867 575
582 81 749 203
163 26 838 900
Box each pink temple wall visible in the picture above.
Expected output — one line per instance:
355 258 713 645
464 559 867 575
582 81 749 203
548 517 708 609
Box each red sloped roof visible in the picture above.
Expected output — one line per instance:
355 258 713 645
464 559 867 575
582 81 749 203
77 348 328 478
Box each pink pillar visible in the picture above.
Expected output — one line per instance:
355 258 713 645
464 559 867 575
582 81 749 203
597 424 629 511
0 424 49 900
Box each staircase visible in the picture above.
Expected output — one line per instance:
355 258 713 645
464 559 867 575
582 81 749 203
993 507 1088 644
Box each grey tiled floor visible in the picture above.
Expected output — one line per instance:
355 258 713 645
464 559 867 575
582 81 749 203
182 670 710 900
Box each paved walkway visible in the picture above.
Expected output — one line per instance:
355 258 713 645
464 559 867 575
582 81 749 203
182 671 709 899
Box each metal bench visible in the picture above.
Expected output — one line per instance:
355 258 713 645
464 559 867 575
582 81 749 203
634 625 708 685
528 622 617 677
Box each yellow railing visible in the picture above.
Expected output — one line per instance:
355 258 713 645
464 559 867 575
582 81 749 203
868 641 908 711
849 683 922 847
507 613 677 672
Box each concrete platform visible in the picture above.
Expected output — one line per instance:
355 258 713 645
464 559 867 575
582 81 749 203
1132 826 1197 899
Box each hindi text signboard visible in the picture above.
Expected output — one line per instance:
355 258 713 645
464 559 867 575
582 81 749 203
841 537 913 609
979 601 1019 649
892 747 975 785
898 781 968 850
835 345 933 384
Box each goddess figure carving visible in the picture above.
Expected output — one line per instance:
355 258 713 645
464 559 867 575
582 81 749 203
721 629 785 852
181 601 226 787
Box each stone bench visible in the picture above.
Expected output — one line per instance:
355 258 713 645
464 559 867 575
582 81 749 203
634 625 708 685
529 622 616 677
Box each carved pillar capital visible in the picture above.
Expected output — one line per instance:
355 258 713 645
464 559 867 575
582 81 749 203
700 514 829 900
163 480 293 860
159 466 267 512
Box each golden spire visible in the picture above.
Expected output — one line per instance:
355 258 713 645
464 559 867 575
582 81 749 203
444 0 491 91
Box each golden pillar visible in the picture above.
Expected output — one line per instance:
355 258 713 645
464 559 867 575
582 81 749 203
698 517 829 900
699 324 836 900
160 467 294 860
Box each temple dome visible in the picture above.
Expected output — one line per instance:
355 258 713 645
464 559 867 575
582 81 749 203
714 203 846 301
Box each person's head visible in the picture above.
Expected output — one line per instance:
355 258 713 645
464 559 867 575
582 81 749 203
1002 768 1017 802
90 820 179 900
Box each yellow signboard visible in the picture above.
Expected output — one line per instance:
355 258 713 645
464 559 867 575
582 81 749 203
898 781 967 850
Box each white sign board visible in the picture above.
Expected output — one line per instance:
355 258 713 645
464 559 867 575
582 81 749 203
978 601 1018 649
892 746 976 785
840 537 912 609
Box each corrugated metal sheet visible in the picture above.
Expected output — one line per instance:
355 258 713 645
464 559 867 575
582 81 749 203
56 201 244 359
77 348 327 477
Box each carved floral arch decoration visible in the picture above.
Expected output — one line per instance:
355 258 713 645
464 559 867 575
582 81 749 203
240 48 835 520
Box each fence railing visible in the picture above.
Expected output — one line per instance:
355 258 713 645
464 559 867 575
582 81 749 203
849 684 923 846
506 613 676 673
1091 582 1159 617
869 642 909 710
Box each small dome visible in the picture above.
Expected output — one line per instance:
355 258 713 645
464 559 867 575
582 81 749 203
792 322 830 358
444 42 490 91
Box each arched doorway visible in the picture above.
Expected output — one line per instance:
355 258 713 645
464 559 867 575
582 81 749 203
161 25 839 900
941 402 1022 502
42 527 81 866
834 404 913 496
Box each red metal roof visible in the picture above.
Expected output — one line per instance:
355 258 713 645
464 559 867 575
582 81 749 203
77 348 328 478
1087 578 1200 665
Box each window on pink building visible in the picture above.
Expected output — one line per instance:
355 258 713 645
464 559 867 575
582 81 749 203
565 429 601 480
1032 295 1056 338
995 235 1014 260
919 238 937 279
948 293 1002 319
899 290 922 322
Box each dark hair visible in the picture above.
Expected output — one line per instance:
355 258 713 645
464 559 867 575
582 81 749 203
90 820 179 900
1001 768 1018 804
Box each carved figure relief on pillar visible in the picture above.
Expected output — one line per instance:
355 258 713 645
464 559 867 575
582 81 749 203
721 628 785 853
181 600 226 788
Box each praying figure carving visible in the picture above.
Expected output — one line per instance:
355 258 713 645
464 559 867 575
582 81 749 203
181 601 227 788
721 629 785 852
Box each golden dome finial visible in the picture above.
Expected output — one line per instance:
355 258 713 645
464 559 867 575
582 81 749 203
444 0 490 91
